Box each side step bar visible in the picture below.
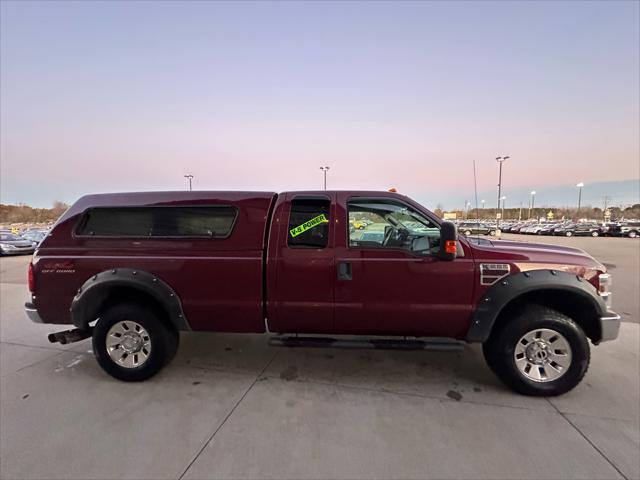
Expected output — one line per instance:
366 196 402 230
48 328 93 345
269 335 464 351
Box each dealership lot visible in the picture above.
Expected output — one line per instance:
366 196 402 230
1 237 638 480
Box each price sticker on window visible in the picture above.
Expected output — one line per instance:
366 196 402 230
289 214 329 238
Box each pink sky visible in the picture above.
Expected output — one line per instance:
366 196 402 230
1 1 638 208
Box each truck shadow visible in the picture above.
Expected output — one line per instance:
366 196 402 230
171 332 552 409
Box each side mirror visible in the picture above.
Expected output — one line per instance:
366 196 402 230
438 221 457 261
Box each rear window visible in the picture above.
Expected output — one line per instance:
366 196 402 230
75 206 238 238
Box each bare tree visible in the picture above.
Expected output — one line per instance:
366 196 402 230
51 200 69 219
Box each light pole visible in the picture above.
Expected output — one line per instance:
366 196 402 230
518 201 523 221
495 156 510 230
529 190 536 219
184 174 194 191
576 182 584 216
501 196 507 221
319 166 330 190
481 199 485 219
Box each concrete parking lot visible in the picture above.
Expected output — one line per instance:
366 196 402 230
1 236 639 480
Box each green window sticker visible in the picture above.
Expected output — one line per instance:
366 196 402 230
289 213 329 238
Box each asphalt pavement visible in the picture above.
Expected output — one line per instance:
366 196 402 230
0 237 638 480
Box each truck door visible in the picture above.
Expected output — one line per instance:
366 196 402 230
267 194 335 333
333 194 475 338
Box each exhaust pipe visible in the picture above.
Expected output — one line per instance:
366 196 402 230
48 328 92 345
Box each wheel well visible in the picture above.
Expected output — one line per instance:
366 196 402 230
90 286 175 332
491 289 601 343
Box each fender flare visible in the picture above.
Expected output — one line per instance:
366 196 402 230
70 268 190 331
466 269 607 343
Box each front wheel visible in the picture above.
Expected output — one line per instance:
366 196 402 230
591 231 599 237
92 303 178 381
483 305 590 396
565 231 573 237
629 231 638 238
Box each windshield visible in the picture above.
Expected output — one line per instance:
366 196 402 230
0 234 22 241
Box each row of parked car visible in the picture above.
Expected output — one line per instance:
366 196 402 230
501 220 640 237
456 220 640 238
0 228 49 256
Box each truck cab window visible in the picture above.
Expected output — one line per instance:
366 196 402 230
348 199 440 255
287 198 331 248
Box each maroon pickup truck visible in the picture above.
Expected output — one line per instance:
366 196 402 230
25 190 620 395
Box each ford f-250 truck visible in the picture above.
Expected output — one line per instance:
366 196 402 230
25 190 620 396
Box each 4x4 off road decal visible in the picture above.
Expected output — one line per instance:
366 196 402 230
290 214 329 238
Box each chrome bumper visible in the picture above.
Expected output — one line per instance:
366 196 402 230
600 312 621 342
25 301 44 324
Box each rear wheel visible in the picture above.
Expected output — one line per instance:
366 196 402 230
483 305 590 396
629 231 638 238
92 303 177 381
464 230 472 236
591 231 599 237
565 231 573 237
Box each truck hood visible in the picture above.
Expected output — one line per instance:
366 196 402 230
467 238 606 278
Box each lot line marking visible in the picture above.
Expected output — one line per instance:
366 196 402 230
177 348 281 480
1 345 68 378
546 398 628 480
0 339 71 353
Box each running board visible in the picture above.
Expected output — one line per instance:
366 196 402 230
268 336 464 351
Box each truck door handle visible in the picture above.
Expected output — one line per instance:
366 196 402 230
338 262 352 280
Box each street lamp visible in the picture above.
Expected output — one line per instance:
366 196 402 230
501 196 507 221
529 190 536 219
518 201 523 221
184 174 194 191
319 166 330 190
576 182 584 215
481 199 485 219
495 156 510 229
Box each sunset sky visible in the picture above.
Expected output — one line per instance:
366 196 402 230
1 1 638 209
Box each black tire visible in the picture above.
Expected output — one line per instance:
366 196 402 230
591 231 599 237
482 336 501 375
565 231 573 237
165 327 180 365
483 305 590 396
464 230 472 236
92 303 177 381
629 231 638 238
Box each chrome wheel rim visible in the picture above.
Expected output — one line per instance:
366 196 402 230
106 320 151 368
514 328 572 382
